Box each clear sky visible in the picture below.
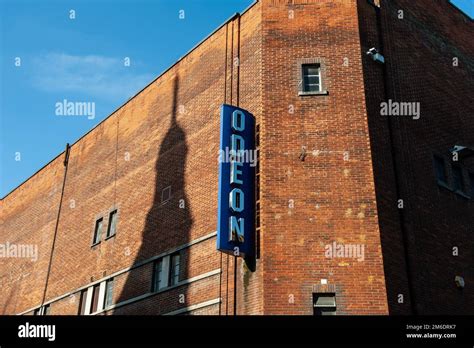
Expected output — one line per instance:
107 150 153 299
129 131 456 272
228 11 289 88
0 0 473 198
0 0 254 198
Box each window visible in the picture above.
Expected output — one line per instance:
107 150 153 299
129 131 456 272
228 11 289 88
452 165 464 192
105 278 114 309
34 305 50 315
162 186 171 203
106 210 118 238
313 293 336 315
302 64 321 93
92 218 103 245
78 289 88 315
78 279 114 315
170 253 181 286
91 284 100 314
153 258 165 291
152 252 181 291
43 304 51 315
434 156 447 185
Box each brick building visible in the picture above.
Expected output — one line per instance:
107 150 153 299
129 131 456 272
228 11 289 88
1 0 473 315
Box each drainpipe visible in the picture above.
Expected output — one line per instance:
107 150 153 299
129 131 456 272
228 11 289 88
40 143 71 311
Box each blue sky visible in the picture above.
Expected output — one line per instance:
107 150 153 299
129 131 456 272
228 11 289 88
0 0 254 197
451 0 474 19
0 0 473 198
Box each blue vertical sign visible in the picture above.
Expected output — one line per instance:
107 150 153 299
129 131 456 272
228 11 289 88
217 104 255 258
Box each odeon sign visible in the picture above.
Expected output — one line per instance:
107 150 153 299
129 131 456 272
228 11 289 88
217 104 255 258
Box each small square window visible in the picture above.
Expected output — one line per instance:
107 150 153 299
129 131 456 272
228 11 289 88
92 218 103 245
434 156 447 185
313 293 336 316
106 210 118 238
162 186 171 203
302 64 321 93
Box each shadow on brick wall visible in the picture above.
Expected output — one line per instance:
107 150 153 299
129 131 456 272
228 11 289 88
114 75 193 314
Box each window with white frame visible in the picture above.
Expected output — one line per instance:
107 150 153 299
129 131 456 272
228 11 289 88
152 251 181 291
77 278 115 315
302 64 321 93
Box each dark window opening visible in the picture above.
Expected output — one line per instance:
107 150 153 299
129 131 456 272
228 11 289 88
170 253 181 286
434 156 447 185
313 293 336 316
452 165 464 192
106 210 118 238
92 218 103 245
43 304 51 315
78 289 88 315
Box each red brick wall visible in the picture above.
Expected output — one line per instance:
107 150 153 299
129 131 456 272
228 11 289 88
358 0 474 314
0 157 64 314
2 0 472 316
0 1 263 315
259 0 388 314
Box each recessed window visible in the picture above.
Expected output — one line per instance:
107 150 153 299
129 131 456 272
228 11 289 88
78 289 88 315
313 293 336 315
162 186 171 203
43 304 51 315
92 218 103 245
34 305 50 315
170 253 181 286
105 278 114 309
434 156 447 185
153 258 165 291
152 252 182 291
106 210 118 238
452 165 464 192
91 284 100 314
302 64 321 93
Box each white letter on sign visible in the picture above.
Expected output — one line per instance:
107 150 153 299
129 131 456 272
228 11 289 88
232 110 245 131
230 161 243 185
229 188 244 212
